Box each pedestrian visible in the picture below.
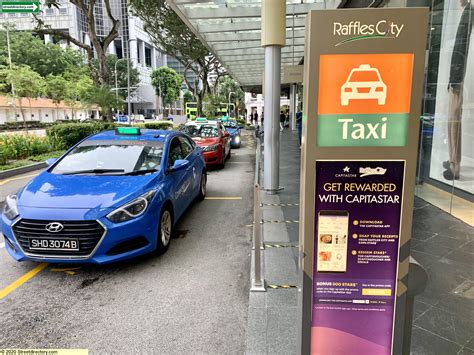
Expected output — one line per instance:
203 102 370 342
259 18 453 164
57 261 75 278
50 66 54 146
296 111 303 146
280 110 285 132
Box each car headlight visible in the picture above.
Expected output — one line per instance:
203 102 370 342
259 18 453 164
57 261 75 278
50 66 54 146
234 135 241 143
3 194 19 221
204 144 220 152
106 190 157 223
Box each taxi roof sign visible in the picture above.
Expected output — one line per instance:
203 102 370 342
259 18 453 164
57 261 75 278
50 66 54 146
195 117 208 122
115 127 141 135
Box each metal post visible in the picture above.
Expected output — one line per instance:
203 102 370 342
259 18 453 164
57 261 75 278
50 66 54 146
263 45 281 194
5 25 17 122
251 137 265 292
290 83 297 131
228 91 235 117
126 38 136 118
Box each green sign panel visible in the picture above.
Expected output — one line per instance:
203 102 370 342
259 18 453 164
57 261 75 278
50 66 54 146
0 1 40 13
317 113 409 147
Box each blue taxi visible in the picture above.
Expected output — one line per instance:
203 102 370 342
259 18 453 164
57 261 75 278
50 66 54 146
1 128 206 264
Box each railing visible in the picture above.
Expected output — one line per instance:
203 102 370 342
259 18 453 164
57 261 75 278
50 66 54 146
251 136 265 292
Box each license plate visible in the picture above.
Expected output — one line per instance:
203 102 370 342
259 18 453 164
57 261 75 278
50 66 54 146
29 238 79 251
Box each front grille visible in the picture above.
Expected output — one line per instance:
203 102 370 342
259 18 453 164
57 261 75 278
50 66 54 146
12 219 105 257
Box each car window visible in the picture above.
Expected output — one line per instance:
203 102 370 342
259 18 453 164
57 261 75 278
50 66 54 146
51 140 164 174
348 70 380 82
167 137 184 167
223 121 238 128
199 125 219 138
179 136 193 157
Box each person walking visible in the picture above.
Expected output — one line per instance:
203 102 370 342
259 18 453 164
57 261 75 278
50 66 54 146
296 110 303 146
280 110 285 132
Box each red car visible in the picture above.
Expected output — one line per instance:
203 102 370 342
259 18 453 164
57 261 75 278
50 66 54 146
182 120 231 168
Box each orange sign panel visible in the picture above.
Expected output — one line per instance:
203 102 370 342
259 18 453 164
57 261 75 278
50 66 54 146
318 53 414 115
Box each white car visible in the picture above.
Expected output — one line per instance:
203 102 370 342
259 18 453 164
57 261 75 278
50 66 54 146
341 64 387 106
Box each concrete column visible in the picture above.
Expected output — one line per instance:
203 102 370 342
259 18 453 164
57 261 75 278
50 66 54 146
290 83 297 131
262 0 285 194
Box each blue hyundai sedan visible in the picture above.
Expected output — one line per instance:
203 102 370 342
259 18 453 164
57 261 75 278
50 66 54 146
1 127 206 264
221 118 242 148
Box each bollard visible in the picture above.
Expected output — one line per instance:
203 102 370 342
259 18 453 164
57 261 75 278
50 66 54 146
251 137 265 292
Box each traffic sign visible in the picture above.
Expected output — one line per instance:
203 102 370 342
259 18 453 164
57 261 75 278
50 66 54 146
0 1 40 13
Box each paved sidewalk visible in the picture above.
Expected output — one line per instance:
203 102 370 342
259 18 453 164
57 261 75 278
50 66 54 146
246 129 474 355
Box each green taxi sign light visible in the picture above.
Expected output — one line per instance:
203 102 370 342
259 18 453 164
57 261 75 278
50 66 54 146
115 127 141 135
196 117 208 122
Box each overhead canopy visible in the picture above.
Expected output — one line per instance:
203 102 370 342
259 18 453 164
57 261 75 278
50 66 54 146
167 0 328 91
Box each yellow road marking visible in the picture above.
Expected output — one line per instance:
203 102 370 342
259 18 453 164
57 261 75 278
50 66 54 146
0 262 48 299
205 197 243 200
0 173 39 186
51 267 81 272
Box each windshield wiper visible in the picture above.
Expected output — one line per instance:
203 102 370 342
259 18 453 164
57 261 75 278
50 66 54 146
121 169 158 176
62 169 125 175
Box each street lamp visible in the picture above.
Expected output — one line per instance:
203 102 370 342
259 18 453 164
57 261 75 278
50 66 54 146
114 58 127 100
228 91 235 118
126 38 137 118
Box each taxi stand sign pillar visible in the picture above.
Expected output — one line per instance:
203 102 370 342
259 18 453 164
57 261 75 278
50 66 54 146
261 0 285 194
297 8 428 355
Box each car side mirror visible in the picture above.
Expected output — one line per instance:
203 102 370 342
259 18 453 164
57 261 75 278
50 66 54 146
45 158 57 166
169 159 189 172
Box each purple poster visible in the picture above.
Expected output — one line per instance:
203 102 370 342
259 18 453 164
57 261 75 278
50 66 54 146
311 160 405 355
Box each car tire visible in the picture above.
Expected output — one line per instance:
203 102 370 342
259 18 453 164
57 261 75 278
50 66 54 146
156 206 173 254
197 172 207 200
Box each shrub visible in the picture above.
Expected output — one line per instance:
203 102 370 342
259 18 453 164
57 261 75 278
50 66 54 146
236 118 246 126
0 134 52 165
141 121 174 130
47 122 116 150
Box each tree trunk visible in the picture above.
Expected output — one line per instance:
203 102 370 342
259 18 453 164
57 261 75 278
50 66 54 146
18 99 26 129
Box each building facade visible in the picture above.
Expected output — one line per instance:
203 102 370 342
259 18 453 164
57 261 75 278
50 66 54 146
0 0 166 117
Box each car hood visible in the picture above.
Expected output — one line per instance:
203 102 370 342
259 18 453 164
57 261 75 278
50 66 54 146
226 128 240 136
192 137 219 146
18 171 159 209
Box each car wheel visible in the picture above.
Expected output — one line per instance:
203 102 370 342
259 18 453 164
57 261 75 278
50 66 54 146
156 207 173 254
197 172 207 200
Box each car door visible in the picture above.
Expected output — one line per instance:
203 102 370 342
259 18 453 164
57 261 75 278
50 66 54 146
220 124 231 157
167 137 188 219
178 136 198 203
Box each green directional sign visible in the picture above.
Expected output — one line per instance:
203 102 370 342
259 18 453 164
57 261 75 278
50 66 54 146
0 1 40 13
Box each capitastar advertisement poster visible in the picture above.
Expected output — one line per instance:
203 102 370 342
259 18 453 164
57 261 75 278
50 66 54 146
311 160 405 355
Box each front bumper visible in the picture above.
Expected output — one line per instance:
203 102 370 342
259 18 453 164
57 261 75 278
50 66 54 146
1 206 161 264
202 149 223 165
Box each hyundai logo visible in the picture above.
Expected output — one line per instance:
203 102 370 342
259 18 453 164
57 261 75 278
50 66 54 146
45 222 64 233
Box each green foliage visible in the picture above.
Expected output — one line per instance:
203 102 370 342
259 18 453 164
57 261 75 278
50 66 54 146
0 134 52 165
80 85 122 120
28 150 66 162
46 122 116 150
183 91 195 105
0 65 45 100
217 77 245 115
45 75 69 104
202 94 222 119
0 30 85 78
151 66 183 106
136 121 174 130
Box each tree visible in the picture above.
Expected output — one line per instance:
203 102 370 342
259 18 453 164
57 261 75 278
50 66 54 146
45 75 69 121
129 0 226 116
33 0 120 86
84 85 122 121
102 55 140 100
63 74 95 120
151 66 183 111
0 65 45 125
183 90 195 106
217 77 245 117
202 94 222 119
0 28 85 78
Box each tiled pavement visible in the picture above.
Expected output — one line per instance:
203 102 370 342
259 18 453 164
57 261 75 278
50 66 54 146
246 129 474 354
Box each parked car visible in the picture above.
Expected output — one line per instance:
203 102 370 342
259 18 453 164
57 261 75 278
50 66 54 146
1 127 206 264
182 118 231 168
220 118 243 148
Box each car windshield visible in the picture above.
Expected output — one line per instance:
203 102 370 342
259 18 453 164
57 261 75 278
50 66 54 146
223 121 238 128
348 70 380 82
51 140 164 175
183 124 219 138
